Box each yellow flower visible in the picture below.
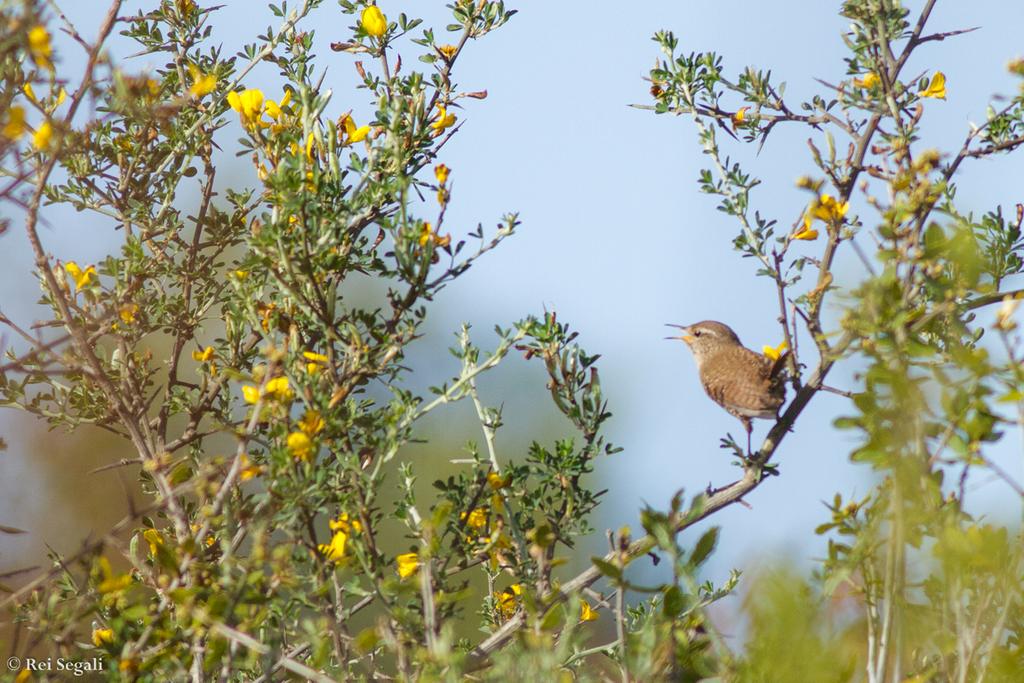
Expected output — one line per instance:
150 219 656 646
494 584 522 619
580 600 599 622
761 340 789 361
487 472 511 490
189 523 216 548
28 25 53 70
319 530 349 562
264 89 291 120
192 346 214 362
96 557 132 594
187 63 216 98
361 5 388 38
732 106 749 127
119 303 139 324
813 194 849 221
437 44 458 61
242 385 260 404
802 193 848 233
234 269 248 279
304 131 318 162
418 222 452 249
432 105 456 131
330 513 363 534
65 262 97 289
436 188 449 206
287 430 314 461
299 409 325 435
304 351 328 374
461 508 488 530
265 91 292 135
32 120 53 150
317 514 362 562
2 106 26 140
227 88 266 129
55 87 67 107
419 222 435 247
264 375 289 395
239 453 264 481
434 163 450 185
396 551 420 578
22 82 37 103
142 528 163 556
854 72 880 89
340 113 371 145
791 226 819 241
919 71 946 100
92 627 115 647
258 301 277 332
264 376 293 401
349 125 371 143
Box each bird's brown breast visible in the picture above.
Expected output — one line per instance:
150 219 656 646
698 345 785 419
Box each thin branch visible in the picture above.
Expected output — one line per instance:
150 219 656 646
413 329 526 420
818 384 856 399
916 26 980 45
963 288 1024 312
608 530 629 683
207 622 336 683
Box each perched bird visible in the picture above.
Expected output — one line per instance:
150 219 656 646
667 320 787 454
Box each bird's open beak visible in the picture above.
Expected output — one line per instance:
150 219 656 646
665 323 695 344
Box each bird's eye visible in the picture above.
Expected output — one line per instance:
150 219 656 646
693 330 702 337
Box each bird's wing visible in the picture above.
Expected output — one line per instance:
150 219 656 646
703 347 785 416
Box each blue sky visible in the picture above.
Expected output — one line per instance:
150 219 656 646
3 0 1024 619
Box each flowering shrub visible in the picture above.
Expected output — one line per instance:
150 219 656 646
643 1 1024 679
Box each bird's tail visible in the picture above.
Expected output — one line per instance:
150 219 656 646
769 350 790 379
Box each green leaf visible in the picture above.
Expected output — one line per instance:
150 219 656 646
540 605 565 631
689 527 719 567
591 557 623 581
997 390 1024 403
353 627 381 653
663 585 686 617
